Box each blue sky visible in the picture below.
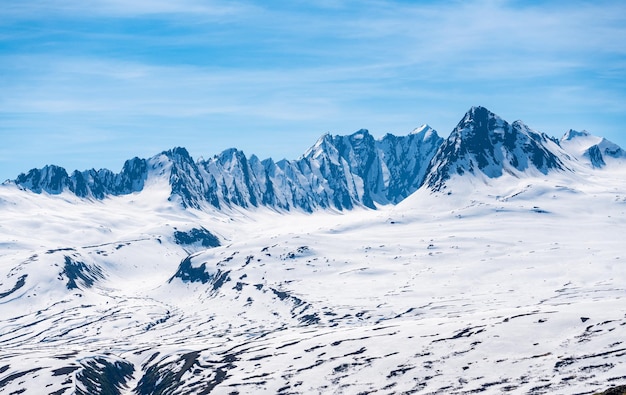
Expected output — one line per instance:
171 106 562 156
1 0 625 180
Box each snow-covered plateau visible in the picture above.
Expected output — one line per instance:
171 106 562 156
1 107 625 394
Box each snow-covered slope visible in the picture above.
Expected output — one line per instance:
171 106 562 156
1 168 626 394
1 107 625 394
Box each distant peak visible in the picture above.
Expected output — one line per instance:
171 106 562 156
163 147 192 161
465 105 497 119
562 129 590 141
215 148 247 166
314 132 332 144
452 106 505 138
410 124 433 135
303 132 334 159
410 124 439 141
454 106 504 132
220 147 241 156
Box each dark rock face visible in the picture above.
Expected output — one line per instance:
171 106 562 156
173 227 220 248
116 157 148 194
169 256 212 284
169 256 230 290
75 357 134 395
587 145 607 168
0 275 27 299
165 147 220 209
61 256 102 290
594 385 626 395
136 351 231 395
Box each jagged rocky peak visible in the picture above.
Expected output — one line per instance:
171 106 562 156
410 124 437 139
303 129 376 163
458 105 499 128
116 157 148 193
161 147 196 170
164 147 222 210
453 106 514 144
377 126 443 203
214 147 247 166
303 132 338 161
424 106 568 191
15 164 69 194
411 124 430 134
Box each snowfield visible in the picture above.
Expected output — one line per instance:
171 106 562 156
1 166 625 394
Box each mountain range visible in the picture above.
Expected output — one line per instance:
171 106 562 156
8 106 625 211
1 107 626 395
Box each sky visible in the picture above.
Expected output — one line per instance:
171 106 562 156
1 0 625 181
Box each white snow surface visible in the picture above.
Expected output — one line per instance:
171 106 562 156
1 167 625 394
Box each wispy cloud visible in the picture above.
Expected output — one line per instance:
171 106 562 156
1 0 254 19
323 0 626 79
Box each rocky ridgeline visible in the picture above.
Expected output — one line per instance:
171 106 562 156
9 107 625 210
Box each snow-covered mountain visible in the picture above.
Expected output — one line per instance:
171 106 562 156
560 129 626 168
424 106 571 191
1 107 625 394
10 107 623 212
10 127 442 211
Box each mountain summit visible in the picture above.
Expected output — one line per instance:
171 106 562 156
8 106 624 209
424 106 569 191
